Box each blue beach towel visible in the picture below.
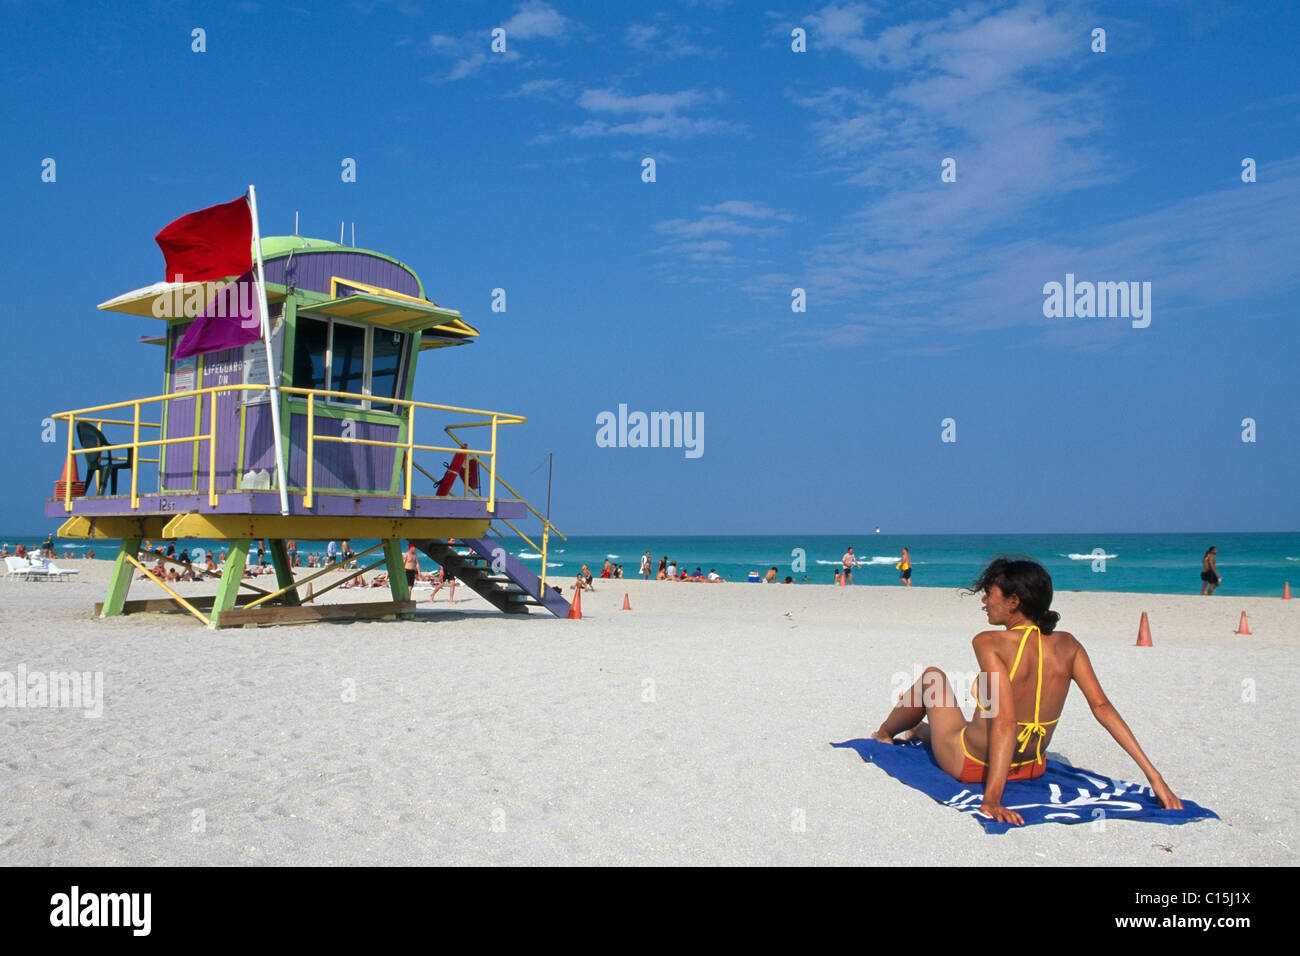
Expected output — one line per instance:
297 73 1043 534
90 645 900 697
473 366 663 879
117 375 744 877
833 738 1218 835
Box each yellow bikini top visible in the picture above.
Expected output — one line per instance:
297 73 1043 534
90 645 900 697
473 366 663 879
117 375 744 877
972 624 1059 758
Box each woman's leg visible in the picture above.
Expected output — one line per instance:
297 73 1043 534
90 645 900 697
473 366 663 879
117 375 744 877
873 667 968 767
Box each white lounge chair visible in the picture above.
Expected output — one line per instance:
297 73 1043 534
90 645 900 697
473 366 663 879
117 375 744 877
5 556 48 580
44 561 80 581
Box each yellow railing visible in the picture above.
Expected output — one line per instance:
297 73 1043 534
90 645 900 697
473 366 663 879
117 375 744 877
49 383 529 515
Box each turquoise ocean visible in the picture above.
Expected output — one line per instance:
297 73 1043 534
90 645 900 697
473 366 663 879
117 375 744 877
15 531 1300 598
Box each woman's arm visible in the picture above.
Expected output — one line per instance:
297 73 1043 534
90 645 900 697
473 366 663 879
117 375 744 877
1071 643 1183 809
973 636 1024 825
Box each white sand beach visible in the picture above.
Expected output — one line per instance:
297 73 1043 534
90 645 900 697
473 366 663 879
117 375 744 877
2 561 1296 866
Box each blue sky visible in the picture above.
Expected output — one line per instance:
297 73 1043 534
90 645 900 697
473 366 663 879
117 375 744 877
2 0 1297 535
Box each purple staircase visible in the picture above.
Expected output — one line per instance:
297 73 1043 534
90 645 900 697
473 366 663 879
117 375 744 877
415 537 571 617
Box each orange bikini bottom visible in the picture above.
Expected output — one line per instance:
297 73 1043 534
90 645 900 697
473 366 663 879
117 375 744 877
957 755 1046 784
956 727 1046 784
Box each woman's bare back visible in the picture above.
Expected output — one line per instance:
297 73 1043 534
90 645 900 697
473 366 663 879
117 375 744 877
962 627 1081 760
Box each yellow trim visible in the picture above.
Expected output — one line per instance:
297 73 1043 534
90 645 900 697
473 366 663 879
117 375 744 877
317 277 480 335
328 276 431 306
58 516 168 540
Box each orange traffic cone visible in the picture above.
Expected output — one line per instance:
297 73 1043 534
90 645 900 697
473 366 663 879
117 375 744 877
1235 611 1251 635
53 455 85 499
567 587 583 620
1284 582 1291 600
1135 612 1152 647
621 593 631 611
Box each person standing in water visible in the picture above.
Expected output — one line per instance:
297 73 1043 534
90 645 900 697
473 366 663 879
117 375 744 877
897 547 912 587
841 546 858 585
1200 547 1221 595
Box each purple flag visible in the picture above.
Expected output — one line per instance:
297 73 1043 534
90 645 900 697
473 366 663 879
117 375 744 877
172 269 262 359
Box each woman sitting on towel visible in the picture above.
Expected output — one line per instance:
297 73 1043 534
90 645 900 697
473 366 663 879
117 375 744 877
871 556 1182 825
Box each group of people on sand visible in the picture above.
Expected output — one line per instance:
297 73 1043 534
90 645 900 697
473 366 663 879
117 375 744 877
638 552 725 582
871 555 1183 825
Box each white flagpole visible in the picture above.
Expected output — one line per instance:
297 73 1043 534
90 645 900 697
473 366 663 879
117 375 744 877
247 185 291 516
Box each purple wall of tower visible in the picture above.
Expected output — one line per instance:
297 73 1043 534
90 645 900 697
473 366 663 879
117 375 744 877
238 408 399 493
162 325 244 492
262 251 421 298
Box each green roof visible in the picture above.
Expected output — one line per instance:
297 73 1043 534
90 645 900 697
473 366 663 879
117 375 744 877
258 236 344 257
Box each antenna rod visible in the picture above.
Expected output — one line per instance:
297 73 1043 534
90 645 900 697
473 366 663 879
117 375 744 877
339 221 344 244
294 211 299 235
351 222 355 247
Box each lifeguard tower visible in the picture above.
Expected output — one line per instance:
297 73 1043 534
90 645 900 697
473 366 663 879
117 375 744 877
47 206 569 626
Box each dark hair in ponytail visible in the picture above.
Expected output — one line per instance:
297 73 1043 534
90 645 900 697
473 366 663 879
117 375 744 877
964 555 1061 634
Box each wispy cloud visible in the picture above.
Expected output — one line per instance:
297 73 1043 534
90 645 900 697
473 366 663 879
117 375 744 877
747 4 1121 350
624 18 711 58
502 0 568 40
571 87 736 138
425 1 570 82
652 201 795 265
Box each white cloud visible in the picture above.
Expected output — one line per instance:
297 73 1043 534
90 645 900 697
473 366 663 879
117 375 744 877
651 201 795 267
624 20 708 57
571 87 735 139
425 2 568 82
578 89 706 115
501 0 567 40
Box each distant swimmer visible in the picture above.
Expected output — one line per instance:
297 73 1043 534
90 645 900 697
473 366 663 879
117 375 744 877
841 546 858 585
871 556 1182 825
1200 546 1220 595
897 547 912 587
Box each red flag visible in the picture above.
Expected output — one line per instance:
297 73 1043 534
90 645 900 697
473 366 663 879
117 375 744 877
155 196 253 282
172 269 263 359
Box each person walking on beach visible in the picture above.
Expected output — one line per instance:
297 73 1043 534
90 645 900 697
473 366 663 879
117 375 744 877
897 547 912 587
871 556 1182 825
429 564 458 605
641 551 652 580
326 540 337 566
842 546 858 585
1200 547 1221 595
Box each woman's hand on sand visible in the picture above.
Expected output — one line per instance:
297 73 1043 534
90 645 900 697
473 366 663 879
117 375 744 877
1152 779 1183 811
978 802 1024 826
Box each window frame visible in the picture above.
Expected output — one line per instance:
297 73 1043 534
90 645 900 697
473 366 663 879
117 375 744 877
295 315 408 413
